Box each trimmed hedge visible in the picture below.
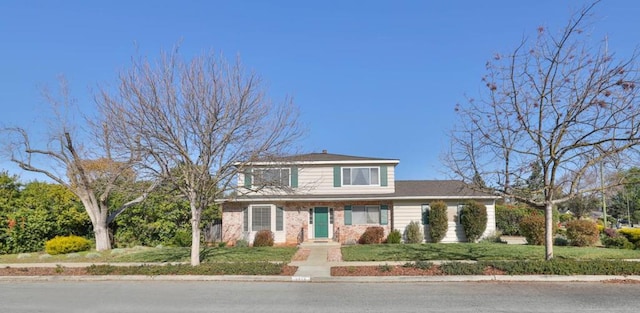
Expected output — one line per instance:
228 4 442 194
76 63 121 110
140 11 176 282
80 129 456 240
486 259 640 275
429 201 448 243
436 260 640 275
87 262 287 275
460 201 487 242
45 235 92 255
495 205 533 236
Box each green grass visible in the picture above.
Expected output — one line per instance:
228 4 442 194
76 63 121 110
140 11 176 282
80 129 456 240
341 243 640 261
0 246 298 264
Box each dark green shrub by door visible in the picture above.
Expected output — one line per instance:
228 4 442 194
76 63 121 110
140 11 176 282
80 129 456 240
460 200 487 242
429 201 448 243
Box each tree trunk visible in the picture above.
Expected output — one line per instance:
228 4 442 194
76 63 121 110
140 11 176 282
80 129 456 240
544 202 554 260
94 222 112 251
190 218 201 266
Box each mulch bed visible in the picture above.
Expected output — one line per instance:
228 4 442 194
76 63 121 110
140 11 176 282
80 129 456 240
291 248 310 261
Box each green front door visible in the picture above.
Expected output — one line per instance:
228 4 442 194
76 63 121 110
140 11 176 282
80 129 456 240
314 207 329 238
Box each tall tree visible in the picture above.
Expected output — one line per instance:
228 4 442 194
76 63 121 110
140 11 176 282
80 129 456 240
2 79 157 251
97 49 301 265
610 167 640 222
559 193 599 219
447 1 640 260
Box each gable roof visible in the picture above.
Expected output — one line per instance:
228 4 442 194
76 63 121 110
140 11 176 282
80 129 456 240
245 151 400 165
394 180 494 198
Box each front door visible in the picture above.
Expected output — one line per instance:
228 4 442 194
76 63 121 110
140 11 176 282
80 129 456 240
314 207 329 238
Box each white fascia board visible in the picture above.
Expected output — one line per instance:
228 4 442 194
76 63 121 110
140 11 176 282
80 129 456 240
222 195 498 203
390 196 500 200
233 160 400 167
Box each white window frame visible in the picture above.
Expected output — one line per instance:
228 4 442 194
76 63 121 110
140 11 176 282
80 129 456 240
342 167 380 186
244 204 285 232
251 205 272 231
421 204 430 225
351 205 381 225
252 168 291 187
457 204 465 224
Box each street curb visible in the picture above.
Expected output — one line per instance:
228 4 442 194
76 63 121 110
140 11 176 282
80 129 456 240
1 275 639 283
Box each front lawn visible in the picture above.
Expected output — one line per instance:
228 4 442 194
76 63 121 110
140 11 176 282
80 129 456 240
341 243 640 261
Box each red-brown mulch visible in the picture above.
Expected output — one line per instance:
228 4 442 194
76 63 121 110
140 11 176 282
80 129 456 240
603 279 640 284
291 248 311 261
280 266 298 276
332 265 443 276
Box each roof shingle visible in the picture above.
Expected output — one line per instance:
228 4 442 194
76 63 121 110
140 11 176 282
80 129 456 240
394 180 493 197
261 152 399 163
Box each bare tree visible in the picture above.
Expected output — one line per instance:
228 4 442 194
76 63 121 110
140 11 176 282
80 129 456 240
2 78 157 251
97 49 302 265
446 1 640 260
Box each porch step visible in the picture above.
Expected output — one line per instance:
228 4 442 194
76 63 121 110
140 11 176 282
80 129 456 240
299 240 340 247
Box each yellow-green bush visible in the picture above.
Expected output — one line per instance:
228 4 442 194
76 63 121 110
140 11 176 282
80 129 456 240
45 235 91 255
618 228 640 248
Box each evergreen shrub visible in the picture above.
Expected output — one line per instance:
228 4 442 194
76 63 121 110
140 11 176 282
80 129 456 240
404 221 424 244
460 200 487 242
429 201 448 243
519 214 546 245
386 229 402 244
45 235 91 255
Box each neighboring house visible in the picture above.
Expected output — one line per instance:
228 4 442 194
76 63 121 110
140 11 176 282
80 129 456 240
220 151 498 245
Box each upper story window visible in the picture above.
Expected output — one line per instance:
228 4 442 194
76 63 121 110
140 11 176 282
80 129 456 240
342 167 379 186
253 168 290 187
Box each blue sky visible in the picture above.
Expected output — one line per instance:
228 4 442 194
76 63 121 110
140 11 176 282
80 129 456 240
1 0 639 182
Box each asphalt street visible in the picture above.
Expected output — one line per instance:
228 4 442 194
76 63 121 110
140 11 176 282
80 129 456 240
1 281 639 313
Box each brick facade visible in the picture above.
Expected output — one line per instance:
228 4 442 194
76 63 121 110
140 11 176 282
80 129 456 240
222 201 393 245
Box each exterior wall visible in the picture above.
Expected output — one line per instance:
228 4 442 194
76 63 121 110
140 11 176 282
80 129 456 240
221 202 309 246
222 200 392 245
237 164 396 196
221 203 245 246
392 199 496 243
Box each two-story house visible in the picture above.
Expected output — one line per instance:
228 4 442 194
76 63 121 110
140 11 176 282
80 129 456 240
221 151 497 245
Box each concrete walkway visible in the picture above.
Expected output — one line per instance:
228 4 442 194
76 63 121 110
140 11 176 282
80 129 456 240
290 241 340 280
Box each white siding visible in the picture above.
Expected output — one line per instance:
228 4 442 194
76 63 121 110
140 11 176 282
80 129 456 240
238 164 396 196
393 199 496 243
